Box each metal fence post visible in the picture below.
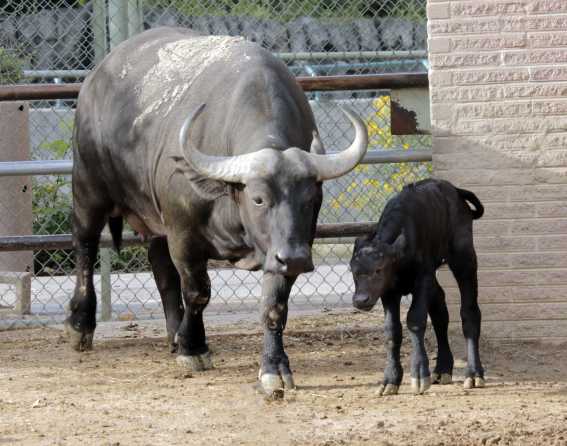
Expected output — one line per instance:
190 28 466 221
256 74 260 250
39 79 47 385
100 245 112 321
92 0 108 64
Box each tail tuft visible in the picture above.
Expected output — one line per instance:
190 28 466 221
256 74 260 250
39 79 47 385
457 188 484 220
107 216 123 252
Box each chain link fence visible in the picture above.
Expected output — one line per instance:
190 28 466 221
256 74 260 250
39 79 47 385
0 0 430 329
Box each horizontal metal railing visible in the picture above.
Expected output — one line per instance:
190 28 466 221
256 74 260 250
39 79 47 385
0 73 429 101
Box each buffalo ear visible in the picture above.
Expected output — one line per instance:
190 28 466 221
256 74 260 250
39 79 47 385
392 232 406 259
171 155 227 201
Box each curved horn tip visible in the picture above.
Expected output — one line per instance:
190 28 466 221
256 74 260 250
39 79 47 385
179 103 207 149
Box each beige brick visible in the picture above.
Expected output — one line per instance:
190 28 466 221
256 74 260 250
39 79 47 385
528 32 567 48
437 168 536 186
427 2 450 19
533 99 567 115
502 15 567 32
483 202 536 218
432 84 567 103
474 235 537 252
536 202 567 217
528 0 567 14
503 49 567 65
451 1 526 17
447 302 567 322
429 18 500 35
430 52 500 68
455 320 567 339
538 235 567 250
535 167 567 184
455 101 531 119
430 103 454 120
434 151 531 170
429 71 453 87
536 150 567 168
511 184 567 202
428 37 451 53
509 218 567 235
453 68 530 85
452 34 526 52
451 116 567 135
530 67 567 82
475 219 511 236
446 285 567 303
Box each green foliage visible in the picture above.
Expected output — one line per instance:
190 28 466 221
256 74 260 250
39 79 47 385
0 47 23 84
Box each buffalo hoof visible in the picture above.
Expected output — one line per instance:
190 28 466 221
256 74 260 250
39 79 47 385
377 384 399 396
176 351 213 371
432 372 453 385
411 376 431 395
463 376 485 389
258 372 295 400
64 322 94 352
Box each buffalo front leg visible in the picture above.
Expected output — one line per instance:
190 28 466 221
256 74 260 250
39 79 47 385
378 293 403 396
148 237 184 353
173 261 212 371
258 272 296 399
407 274 435 395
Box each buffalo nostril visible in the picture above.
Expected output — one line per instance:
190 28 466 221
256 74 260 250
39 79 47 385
275 253 286 266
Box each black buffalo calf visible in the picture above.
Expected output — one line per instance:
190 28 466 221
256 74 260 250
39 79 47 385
350 179 484 395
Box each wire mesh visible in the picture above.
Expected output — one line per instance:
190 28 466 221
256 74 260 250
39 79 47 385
0 0 429 329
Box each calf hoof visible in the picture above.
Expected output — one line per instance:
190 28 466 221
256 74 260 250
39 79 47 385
176 351 213 371
411 376 431 395
64 321 94 352
463 376 485 389
377 384 399 396
258 372 295 400
432 372 453 385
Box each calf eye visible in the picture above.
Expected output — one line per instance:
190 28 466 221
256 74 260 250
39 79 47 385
252 196 264 207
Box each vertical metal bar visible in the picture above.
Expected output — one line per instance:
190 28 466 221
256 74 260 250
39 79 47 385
108 0 129 50
127 0 144 38
92 0 108 64
100 247 112 321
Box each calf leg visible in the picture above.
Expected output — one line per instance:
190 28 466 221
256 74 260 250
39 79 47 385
449 242 484 389
407 274 435 394
378 293 403 396
148 237 184 353
429 278 454 385
258 272 296 399
65 198 107 351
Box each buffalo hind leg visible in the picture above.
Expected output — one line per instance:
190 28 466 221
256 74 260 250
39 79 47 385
378 293 403 396
258 272 296 399
429 278 454 385
148 237 184 353
449 237 484 389
65 201 107 351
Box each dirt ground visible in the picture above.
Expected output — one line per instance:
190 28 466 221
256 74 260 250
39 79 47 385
1 310 567 446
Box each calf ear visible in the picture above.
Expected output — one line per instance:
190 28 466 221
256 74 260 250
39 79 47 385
392 232 406 258
171 155 227 200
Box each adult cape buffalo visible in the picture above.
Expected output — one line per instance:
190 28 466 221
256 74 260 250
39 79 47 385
66 27 369 397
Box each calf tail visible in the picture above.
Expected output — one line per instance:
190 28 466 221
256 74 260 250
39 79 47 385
107 216 123 252
457 188 484 220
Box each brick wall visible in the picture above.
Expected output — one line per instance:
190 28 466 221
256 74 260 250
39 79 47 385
427 0 567 341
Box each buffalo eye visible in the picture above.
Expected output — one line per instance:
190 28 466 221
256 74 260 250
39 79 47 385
252 196 265 207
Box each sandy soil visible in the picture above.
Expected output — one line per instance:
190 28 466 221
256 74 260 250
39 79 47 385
1 310 567 446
